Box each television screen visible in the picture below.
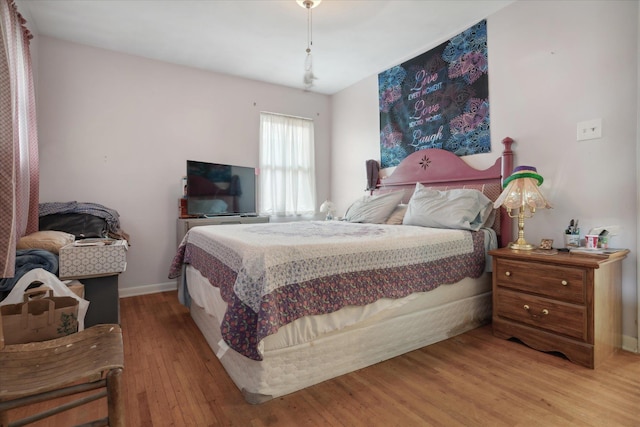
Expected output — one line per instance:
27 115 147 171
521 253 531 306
186 160 257 217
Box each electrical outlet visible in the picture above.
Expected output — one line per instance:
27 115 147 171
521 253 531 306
577 118 602 141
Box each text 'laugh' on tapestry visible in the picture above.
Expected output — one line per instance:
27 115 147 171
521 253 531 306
378 20 490 168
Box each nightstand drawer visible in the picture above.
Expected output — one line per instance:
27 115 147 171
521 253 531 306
495 259 586 304
495 289 587 341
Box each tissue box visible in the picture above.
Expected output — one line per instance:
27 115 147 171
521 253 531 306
59 240 128 279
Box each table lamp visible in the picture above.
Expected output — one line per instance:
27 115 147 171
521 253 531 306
494 166 552 250
319 200 335 220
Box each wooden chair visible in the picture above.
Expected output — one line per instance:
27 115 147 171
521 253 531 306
0 313 125 427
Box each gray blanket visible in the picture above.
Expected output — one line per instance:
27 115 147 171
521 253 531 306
39 201 121 234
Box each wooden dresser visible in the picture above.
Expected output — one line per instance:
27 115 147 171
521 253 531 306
489 247 628 368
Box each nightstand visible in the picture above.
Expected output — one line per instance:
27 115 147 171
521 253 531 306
489 247 628 368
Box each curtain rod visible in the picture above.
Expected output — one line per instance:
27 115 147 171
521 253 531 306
260 111 313 121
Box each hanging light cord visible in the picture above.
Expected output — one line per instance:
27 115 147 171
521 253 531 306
306 2 313 58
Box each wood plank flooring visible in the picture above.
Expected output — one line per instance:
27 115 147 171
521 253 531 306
7 290 640 426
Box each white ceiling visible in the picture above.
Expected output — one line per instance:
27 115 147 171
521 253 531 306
16 0 515 95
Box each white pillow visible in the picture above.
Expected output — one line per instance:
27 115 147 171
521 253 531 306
403 183 495 231
344 191 405 224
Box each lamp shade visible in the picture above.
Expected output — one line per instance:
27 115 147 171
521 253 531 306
494 166 552 210
319 200 334 213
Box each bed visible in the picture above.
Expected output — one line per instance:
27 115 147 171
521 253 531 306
169 137 514 404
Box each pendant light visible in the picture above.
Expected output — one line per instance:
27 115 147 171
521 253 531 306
297 0 321 89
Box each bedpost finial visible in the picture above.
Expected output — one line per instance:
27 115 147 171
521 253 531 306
502 137 514 153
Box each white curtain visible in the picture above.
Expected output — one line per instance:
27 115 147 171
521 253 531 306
259 112 316 216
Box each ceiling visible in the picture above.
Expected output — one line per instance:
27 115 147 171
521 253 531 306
16 0 515 95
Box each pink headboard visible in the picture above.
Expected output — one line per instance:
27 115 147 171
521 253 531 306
375 137 514 247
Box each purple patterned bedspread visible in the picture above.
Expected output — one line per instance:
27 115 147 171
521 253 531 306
169 221 487 361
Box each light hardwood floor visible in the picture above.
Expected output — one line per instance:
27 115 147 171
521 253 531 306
8 290 640 426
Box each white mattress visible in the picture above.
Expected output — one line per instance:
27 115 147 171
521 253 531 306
186 265 492 403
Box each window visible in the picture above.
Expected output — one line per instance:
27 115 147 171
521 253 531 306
259 112 316 216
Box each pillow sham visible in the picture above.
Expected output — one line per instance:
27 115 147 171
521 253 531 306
385 204 408 225
17 230 75 254
402 183 495 231
344 190 405 224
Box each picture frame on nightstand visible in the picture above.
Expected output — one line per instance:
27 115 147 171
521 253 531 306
538 238 553 250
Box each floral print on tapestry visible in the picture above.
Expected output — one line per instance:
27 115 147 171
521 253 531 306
378 19 490 168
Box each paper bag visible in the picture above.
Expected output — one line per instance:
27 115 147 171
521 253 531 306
0 268 89 330
1 287 79 344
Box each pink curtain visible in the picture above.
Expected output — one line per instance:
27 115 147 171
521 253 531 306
0 0 39 278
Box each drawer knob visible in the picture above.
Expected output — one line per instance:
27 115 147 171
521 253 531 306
523 304 530 310
505 271 511 277
542 309 549 315
561 280 568 286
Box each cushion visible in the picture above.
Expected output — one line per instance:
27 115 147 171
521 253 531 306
17 230 75 254
344 191 405 224
385 204 408 225
402 183 495 231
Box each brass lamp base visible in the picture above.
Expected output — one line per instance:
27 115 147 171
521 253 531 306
508 208 537 251
509 241 535 251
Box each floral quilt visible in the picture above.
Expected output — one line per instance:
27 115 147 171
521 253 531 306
169 221 488 361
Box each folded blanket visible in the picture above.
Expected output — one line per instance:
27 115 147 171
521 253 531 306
39 201 121 235
0 249 59 300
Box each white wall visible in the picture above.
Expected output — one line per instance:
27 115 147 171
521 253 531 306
35 37 332 295
332 0 639 344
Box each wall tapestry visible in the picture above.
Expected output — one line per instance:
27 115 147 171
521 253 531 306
378 19 490 168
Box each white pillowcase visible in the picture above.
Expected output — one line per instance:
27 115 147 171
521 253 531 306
402 183 495 231
344 191 405 224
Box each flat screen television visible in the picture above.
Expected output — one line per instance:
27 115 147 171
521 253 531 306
186 160 257 217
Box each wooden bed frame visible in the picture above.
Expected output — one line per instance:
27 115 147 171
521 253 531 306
376 136 514 247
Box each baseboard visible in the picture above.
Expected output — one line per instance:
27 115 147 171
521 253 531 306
622 334 639 353
119 281 177 298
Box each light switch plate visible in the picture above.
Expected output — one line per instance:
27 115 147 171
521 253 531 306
577 118 602 141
